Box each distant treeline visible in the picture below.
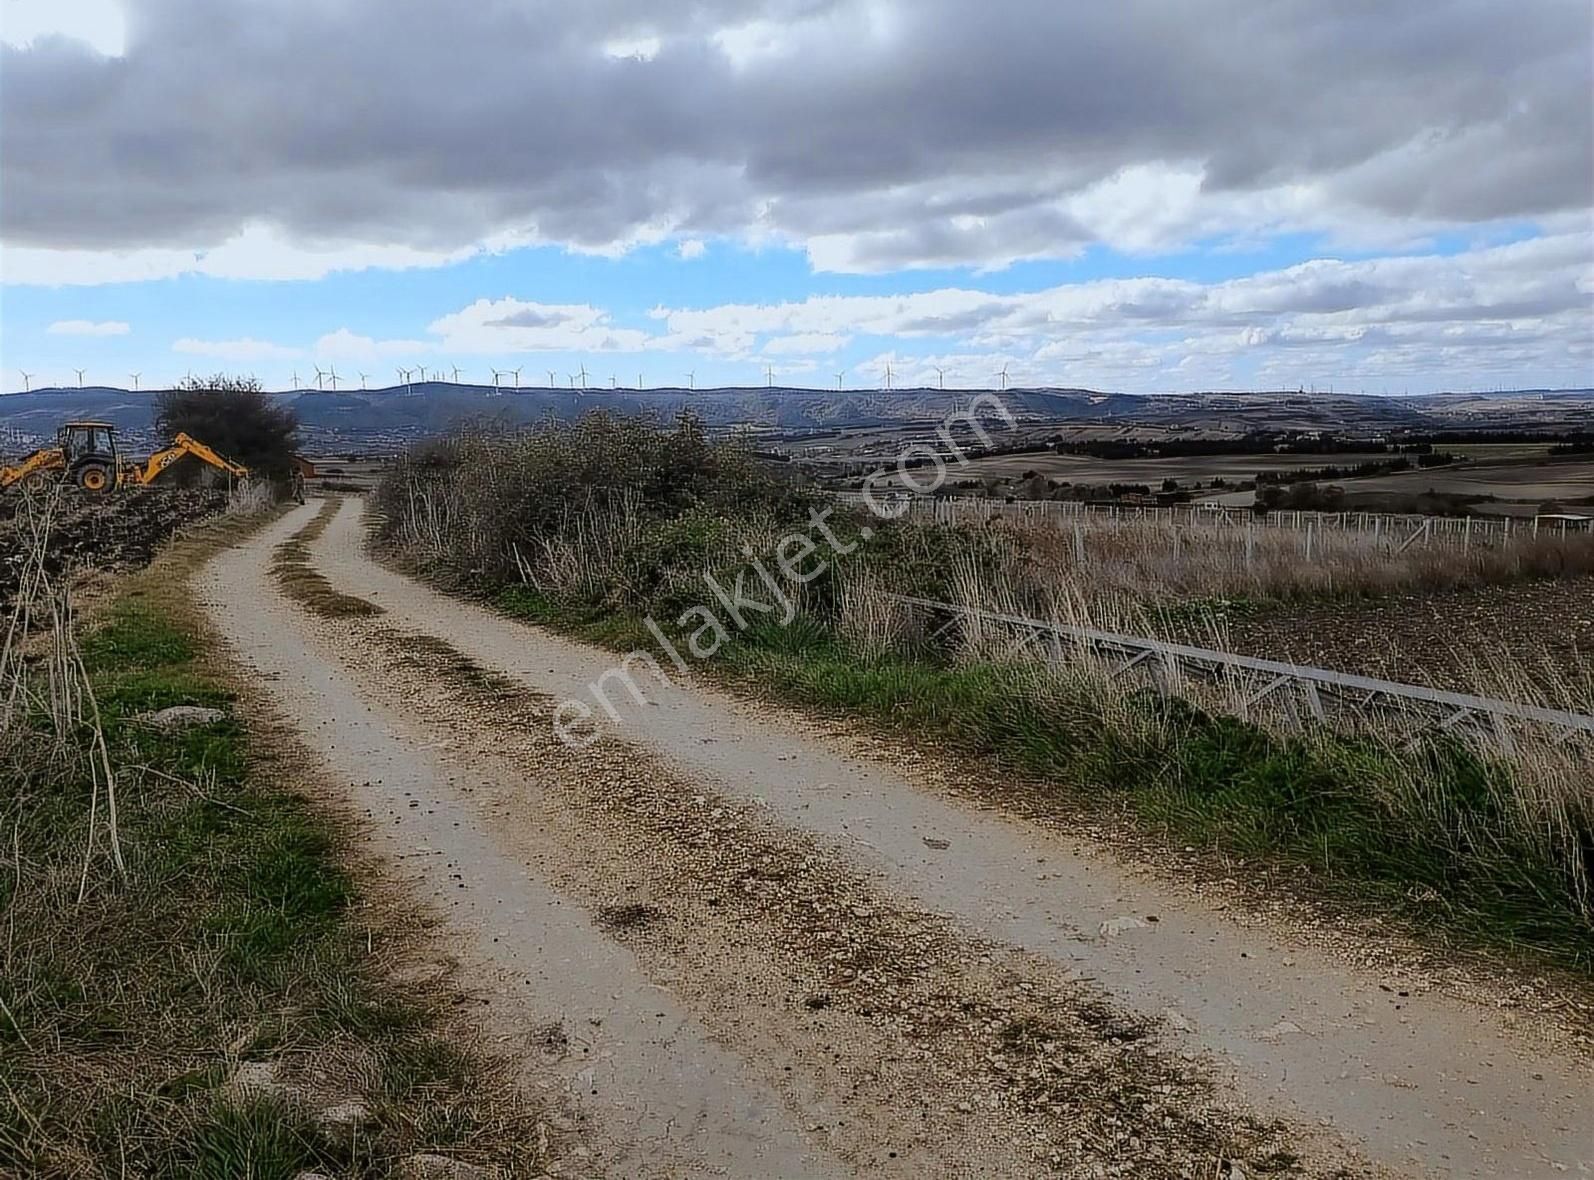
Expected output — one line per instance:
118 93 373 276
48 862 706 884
1047 433 1429 461
1256 451 1460 486
1396 430 1594 446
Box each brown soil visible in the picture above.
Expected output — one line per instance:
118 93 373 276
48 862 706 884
0 488 227 604
1201 576 1594 697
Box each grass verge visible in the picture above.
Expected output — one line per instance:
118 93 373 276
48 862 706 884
494 583 1594 974
1 513 561 1179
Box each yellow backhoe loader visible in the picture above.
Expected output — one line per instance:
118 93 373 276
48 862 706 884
0 421 250 492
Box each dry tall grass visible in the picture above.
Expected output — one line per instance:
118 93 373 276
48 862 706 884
376 415 814 609
832 557 1594 928
971 510 1594 607
1 488 125 893
376 425 1594 959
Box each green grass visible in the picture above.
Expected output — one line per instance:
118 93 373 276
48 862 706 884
495 588 1594 969
170 1094 325 1180
497 583 655 650
0 537 556 1177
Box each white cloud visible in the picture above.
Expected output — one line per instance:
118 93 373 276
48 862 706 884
428 298 658 354
602 33 661 61
147 232 1593 391
47 318 129 336
676 238 706 261
312 328 432 362
762 331 849 355
2 223 527 287
2 1 1586 282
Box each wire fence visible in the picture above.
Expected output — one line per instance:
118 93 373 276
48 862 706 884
889 593 1594 751
833 491 1589 555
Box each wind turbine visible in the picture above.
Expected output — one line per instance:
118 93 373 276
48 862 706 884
510 367 521 389
609 374 618 390
313 365 327 390
882 361 893 391
358 371 370 390
18 371 33 392
326 366 340 391
934 366 946 390
765 364 775 388
490 368 503 389
396 367 409 391
129 372 141 391
835 369 845 390
995 363 1009 391
637 372 644 390
547 369 557 388
577 364 589 389
74 368 86 388
451 365 462 383
291 370 302 390
685 371 695 390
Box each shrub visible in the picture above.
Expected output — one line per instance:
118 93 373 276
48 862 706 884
375 412 814 601
156 374 300 477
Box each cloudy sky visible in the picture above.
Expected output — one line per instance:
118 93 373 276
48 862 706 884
2 0 1591 394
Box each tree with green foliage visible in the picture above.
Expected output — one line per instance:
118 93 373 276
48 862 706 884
155 374 300 477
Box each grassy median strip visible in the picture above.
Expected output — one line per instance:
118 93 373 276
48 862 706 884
271 498 385 618
0 516 558 1178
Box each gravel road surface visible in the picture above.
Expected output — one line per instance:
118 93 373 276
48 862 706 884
195 498 1592 1178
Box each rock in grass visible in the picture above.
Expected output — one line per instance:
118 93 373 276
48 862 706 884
226 1059 286 1097
138 704 226 731
396 1154 497 1180
316 1097 373 1144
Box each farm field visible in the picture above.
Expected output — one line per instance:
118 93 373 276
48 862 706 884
1325 456 1594 510
1194 455 1594 511
1443 442 1563 461
1167 574 1594 691
870 448 1393 489
13 1 1594 1175
0 486 228 604
11 415 1594 1179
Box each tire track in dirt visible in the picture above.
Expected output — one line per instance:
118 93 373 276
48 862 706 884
243 501 1363 1176
305 496 1591 1180
199 503 848 1179
345 622 1342 1178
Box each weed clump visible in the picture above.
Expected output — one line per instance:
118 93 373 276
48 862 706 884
374 411 814 608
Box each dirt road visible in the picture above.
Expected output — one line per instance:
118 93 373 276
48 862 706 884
196 498 1592 1178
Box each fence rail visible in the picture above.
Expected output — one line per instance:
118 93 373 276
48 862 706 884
889 593 1594 750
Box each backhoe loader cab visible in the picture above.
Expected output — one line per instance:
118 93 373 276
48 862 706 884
58 421 121 490
2 420 250 492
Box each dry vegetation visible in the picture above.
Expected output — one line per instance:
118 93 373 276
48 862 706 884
0 495 574 1177
0 486 241 607
879 500 1594 609
377 416 1594 970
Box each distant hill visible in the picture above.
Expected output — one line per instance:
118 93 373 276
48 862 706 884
2 383 1590 452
